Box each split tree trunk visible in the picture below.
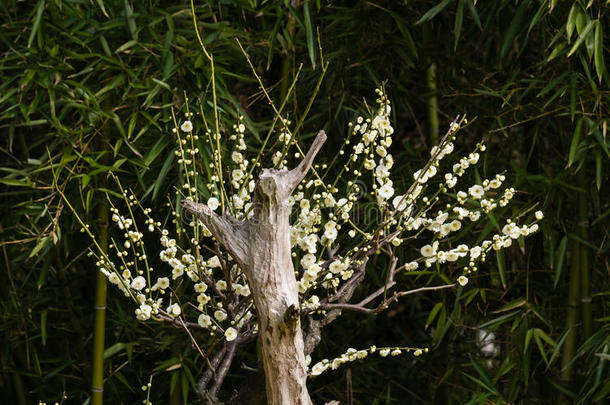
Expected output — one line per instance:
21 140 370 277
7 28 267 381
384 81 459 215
182 131 327 405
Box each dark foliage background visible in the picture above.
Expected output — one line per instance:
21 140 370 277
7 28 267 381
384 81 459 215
1 0 609 404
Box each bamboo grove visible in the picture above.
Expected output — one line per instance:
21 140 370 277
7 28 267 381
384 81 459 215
0 1 609 404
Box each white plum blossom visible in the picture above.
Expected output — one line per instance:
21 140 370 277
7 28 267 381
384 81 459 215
207 197 219 211
207 255 221 268
198 313 212 328
135 304 152 321
468 185 485 199
180 120 193 132
378 181 394 200
225 327 238 341
329 260 347 274
131 276 146 291
421 241 439 258
310 362 327 376
214 310 227 322
167 303 181 317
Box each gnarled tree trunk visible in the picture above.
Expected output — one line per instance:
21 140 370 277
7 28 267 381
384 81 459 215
182 131 326 405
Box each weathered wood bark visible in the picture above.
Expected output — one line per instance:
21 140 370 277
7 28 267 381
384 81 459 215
182 131 327 405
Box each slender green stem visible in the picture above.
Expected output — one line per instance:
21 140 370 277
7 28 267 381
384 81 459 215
91 135 110 405
578 169 592 341
279 2 297 104
561 241 580 402
427 63 439 146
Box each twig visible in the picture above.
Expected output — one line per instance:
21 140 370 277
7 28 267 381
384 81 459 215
197 346 227 401
319 284 456 315
208 340 239 398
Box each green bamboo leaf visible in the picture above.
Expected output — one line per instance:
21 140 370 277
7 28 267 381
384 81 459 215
115 39 138 54
103 343 127 360
477 310 519 329
554 236 568 288
493 298 526 313
499 0 530 62
462 372 496 395
432 305 447 343
465 0 481 30
143 138 169 167
568 117 584 167
99 35 112 57
547 330 569 370
303 1 316 69
486 211 500 230
95 74 126 98
28 236 50 259
595 149 602 190
567 19 595 57
37 254 50 288
538 71 569 98
113 371 134 392
535 328 556 347
127 113 137 139
28 0 46 48
547 42 566 62
181 371 188 403
40 309 47 346
528 1 548 33
95 0 109 18
496 249 506 289
152 78 171 91
568 233 598 251
594 353 610 361
469 355 491 386
592 128 610 158
142 85 161 108
585 21 596 61
416 0 454 25
569 72 577 121
0 177 33 187
524 328 533 354
425 302 444 329
32 344 41 376
154 357 181 372
124 0 137 40
566 3 578 41
577 52 597 90
574 5 587 35
594 21 605 83
385 10 418 58
152 152 175 201
534 332 550 366
266 7 283 70
454 0 464 51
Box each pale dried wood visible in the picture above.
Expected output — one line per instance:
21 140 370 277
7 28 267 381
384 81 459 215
182 131 327 405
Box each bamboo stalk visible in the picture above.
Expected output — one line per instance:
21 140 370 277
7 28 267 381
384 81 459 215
578 170 592 341
560 243 580 403
279 0 298 104
426 63 439 146
91 132 110 405
0 226 27 404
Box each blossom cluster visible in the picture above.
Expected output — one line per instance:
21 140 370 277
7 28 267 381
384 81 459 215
308 345 429 377
87 87 542 374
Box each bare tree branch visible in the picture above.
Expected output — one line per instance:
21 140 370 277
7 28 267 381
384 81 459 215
320 283 457 315
209 340 239 399
197 346 227 402
285 130 327 193
181 199 250 268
